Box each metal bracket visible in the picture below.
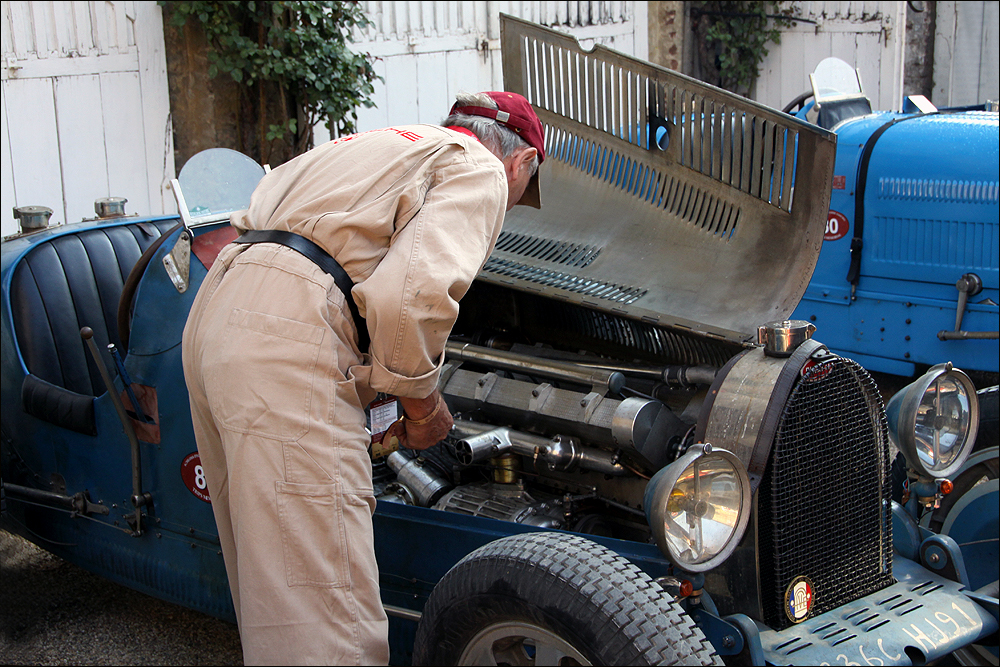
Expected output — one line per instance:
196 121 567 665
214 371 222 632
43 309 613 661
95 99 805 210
689 607 745 656
163 230 192 293
723 613 766 664
473 372 499 402
920 534 971 587
527 383 554 413
938 272 999 341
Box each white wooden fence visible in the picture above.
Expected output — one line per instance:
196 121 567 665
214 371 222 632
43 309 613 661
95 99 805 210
318 0 648 141
933 1 999 107
1 1 172 238
754 0 998 113
753 1 906 113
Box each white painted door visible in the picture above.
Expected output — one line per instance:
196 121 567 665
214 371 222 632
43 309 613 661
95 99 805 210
319 1 648 141
1 1 173 237
933 0 999 106
752 1 906 113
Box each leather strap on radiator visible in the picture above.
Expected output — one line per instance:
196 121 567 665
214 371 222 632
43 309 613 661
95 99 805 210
235 230 370 354
746 339 830 492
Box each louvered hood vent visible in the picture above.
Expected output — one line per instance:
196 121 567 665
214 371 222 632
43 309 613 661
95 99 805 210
494 15 837 344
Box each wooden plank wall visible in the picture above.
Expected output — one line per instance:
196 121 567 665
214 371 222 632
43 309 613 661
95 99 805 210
326 1 648 140
1 1 173 237
933 0 1000 106
753 1 906 113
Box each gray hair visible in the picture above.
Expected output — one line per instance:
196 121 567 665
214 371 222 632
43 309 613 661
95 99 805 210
442 92 539 176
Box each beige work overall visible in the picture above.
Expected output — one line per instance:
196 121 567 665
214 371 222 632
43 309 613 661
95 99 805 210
182 125 506 665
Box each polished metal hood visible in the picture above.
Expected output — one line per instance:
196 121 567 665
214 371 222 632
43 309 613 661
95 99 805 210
488 15 837 344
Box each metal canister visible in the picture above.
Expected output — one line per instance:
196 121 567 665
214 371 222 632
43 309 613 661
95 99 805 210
13 206 53 232
757 320 817 357
95 197 128 218
491 453 521 484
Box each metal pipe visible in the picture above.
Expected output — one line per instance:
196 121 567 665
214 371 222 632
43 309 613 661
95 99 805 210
451 421 627 476
386 452 452 507
82 327 148 534
2 482 110 516
452 422 549 460
4 483 76 510
445 341 625 394
578 361 718 387
454 428 515 465
384 604 421 622
937 330 999 340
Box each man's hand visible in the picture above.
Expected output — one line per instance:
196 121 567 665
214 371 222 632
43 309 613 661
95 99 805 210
387 390 453 450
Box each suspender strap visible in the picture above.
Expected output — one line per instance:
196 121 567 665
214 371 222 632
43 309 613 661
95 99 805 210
235 229 370 354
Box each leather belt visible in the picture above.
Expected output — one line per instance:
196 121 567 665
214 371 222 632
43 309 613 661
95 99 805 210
235 229 370 353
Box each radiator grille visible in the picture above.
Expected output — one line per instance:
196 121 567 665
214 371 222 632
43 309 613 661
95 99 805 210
757 357 894 630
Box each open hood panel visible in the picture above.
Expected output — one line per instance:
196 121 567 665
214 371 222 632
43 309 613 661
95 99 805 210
486 16 837 344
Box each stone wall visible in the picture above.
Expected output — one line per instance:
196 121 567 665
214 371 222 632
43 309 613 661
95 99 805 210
647 1 688 72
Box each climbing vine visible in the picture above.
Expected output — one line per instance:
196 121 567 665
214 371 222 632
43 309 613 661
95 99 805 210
690 1 797 97
162 1 378 163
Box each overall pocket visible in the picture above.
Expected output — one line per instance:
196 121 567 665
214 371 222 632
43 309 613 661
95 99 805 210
208 308 325 440
275 481 350 588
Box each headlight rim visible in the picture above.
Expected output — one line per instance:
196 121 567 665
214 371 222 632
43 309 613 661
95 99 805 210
891 362 979 479
644 443 752 573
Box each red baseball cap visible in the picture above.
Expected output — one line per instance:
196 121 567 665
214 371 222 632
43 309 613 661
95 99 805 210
450 91 546 208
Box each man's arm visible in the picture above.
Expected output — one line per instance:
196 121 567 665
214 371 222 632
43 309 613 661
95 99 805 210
353 147 506 448
353 150 506 395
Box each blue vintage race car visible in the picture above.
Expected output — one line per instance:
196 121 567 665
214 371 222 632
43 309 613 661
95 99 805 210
2 17 997 666
788 58 999 379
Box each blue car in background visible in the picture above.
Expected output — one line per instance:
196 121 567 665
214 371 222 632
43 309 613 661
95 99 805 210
788 58 999 380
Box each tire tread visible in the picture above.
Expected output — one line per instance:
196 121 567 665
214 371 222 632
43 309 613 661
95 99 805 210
413 532 722 666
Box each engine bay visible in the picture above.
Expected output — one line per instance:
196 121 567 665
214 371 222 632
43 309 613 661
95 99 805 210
371 282 740 546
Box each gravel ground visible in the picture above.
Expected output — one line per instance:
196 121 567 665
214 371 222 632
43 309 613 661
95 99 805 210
0 529 243 666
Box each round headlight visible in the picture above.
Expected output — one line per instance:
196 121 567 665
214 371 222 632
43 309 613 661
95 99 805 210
886 363 979 479
643 444 751 572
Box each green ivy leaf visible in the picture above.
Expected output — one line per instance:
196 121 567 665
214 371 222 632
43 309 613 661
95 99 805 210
168 0 378 157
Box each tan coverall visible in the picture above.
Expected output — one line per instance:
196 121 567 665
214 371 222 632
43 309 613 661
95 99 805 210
181 124 507 665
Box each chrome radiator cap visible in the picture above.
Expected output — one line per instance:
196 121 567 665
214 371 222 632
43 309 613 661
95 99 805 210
757 320 817 357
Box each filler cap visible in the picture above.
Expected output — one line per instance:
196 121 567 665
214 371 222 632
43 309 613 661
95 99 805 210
758 320 817 357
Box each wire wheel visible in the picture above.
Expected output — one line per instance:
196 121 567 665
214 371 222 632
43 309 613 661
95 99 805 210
459 621 590 666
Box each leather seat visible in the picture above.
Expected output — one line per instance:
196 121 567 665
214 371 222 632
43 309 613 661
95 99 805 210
10 219 179 433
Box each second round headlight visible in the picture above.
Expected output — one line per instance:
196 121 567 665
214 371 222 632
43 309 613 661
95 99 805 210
886 362 980 479
643 444 751 572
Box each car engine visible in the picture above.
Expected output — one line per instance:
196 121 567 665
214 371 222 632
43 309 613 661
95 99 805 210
374 280 894 629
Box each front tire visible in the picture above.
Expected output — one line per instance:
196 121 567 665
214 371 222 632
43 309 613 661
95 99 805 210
412 532 722 666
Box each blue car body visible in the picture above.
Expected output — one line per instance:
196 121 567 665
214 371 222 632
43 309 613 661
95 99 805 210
791 105 999 377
